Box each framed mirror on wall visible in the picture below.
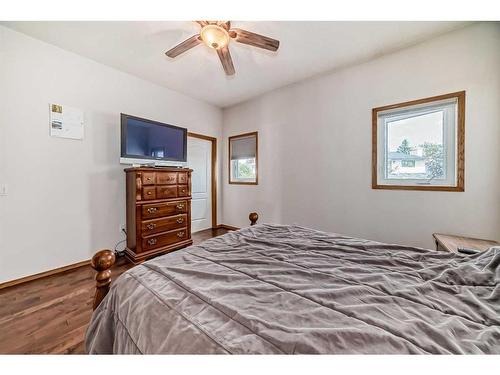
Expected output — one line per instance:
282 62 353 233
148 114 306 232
228 131 258 185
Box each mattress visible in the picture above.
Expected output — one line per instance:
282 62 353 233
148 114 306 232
85 224 500 354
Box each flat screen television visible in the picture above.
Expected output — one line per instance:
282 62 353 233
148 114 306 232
120 114 187 166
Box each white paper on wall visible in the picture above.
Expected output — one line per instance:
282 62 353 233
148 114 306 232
49 103 84 140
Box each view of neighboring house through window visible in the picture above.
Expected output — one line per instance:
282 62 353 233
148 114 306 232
229 132 258 184
373 91 465 191
386 110 445 181
401 160 416 168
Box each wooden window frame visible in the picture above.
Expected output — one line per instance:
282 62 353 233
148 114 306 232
228 131 258 185
372 91 465 192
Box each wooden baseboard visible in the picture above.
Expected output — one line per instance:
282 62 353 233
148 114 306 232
217 224 240 231
0 259 90 291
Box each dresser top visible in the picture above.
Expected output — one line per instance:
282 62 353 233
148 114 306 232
124 167 192 173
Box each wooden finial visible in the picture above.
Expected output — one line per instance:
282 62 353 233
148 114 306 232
249 212 259 226
91 249 116 310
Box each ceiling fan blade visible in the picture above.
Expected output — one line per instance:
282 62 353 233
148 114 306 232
165 35 201 58
216 46 235 76
230 28 279 52
195 21 208 27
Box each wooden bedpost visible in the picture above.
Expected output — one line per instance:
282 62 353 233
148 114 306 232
249 212 258 226
91 249 116 310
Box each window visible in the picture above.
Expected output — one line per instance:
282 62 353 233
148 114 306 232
372 91 465 191
229 132 258 184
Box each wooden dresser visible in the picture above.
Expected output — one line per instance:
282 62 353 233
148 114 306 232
124 167 193 264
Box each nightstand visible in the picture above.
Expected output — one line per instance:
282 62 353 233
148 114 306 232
432 233 499 254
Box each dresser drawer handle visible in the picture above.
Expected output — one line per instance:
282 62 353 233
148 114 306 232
147 177 152 181
146 223 156 230
181 189 186 193
176 218 184 224
177 232 185 238
147 207 157 213
176 204 185 210
147 191 152 195
147 238 157 246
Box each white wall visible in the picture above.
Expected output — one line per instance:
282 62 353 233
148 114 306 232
222 22 500 249
0 26 223 283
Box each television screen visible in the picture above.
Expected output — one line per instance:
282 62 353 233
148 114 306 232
120 114 187 162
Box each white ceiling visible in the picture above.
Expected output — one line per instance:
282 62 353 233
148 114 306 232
3 21 470 108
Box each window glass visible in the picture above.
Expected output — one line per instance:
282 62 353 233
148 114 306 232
386 110 445 181
229 132 258 184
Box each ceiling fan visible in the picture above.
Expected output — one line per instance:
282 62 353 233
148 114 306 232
165 21 280 76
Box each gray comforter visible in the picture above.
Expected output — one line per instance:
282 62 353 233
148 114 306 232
85 224 500 354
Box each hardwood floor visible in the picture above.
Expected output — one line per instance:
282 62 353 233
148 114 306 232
0 227 229 354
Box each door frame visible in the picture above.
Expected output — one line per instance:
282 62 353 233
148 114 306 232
187 132 217 229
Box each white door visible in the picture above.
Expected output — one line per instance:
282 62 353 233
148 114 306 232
187 137 212 233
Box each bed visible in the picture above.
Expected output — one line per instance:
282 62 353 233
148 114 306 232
85 216 500 354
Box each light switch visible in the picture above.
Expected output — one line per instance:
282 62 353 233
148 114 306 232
0 184 8 196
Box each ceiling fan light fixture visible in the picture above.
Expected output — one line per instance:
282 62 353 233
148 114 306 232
165 21 280 76
200 24 230 49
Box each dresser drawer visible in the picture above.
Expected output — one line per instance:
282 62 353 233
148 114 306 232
157 185 178 199
178 185 189 197
178 172 188 184
142 200 188 219
142 172 156 185
157 172 177 185
142 228 188 251
142 186 156 200
141 214 187 236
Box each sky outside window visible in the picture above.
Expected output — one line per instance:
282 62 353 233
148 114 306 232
387 111 444 151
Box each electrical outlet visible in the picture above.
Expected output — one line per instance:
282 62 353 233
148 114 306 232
0 184 7 196
120 224 126 235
